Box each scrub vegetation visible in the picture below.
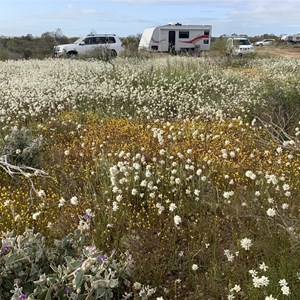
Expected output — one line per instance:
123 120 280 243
0 54 300 299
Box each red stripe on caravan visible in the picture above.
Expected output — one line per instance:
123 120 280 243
182 35 209 44
151 38 166 44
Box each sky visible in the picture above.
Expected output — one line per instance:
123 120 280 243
0 0 299 38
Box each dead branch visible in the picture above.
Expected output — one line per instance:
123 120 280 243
255 114 300 152
0 155 53 216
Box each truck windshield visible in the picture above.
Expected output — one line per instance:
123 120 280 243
74 38 83 44
238 39 251 45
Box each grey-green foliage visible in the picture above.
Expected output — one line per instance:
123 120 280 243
256 77 300 134
0 217 133 300
1 127 43 167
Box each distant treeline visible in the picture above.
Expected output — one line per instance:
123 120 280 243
0 29 75 60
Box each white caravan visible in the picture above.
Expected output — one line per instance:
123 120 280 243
138 23 212 54
281 33 300 44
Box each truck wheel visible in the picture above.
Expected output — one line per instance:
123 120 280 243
110 50 117 57
67 51 77 59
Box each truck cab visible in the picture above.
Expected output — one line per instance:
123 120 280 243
226 37 254 56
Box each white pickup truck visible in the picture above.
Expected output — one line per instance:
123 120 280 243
254 39 275 46
226 37 254 56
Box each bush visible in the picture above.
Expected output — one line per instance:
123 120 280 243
0 215 134 300
1 127 43 167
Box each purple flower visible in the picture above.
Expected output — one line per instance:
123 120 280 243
98 255 107 263
18 294 27 300
83 213 92 220
64 287 73 295
1 244 11 251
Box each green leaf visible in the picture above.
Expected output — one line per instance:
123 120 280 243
5 253 23 266
65 257 82 271
50 264 58 272
74 269 84 289
109 279 119 289
95 288 106 298
36 290 48 299
45 288 52 300
29 264 39 277
64 256 72 264
69 260 82 271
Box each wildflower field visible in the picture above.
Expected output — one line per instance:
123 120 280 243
0 54 300 300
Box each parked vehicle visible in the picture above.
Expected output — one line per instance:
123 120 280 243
138 23 212 54
281 34 300 44
53 33 124 58
254 39 275 46
226 37 254 56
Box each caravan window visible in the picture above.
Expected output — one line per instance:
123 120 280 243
179 31 189 39
204 30 210 36
204 39 209 44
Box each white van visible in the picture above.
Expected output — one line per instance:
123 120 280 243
226 37 254 56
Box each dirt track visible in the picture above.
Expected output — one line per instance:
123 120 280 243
256 46 300 59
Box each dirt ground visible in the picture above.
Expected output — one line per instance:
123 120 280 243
256 46 300 59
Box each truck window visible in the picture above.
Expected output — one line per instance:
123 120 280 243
107 37 116 44
84 37 96 45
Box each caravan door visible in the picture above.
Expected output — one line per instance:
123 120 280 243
158 29 169 52
168 31 176 53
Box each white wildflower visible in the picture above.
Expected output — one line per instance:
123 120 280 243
196 169 202 176
245 170 256 180
37 189 45 198
175 178 181 184
58 197 66 207
116 194 123 202
240 238 253 250
133 282 142 290
169 203 177 211
266 208 276 217
112 201 119 212
259 262 268 271
32 211 41 220
131 189 138 196
174 215 182 226
281 285 290 295
224 249 235 262
252 275 269 288
191 264 199 271
283 184 290 191
70 196 78 205
265 295 277 300
279 279 288 287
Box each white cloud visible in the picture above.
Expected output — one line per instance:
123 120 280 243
82 8 97 15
